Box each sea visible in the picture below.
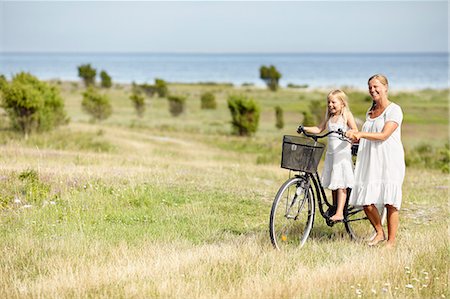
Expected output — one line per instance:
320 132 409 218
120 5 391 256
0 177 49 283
0 52 448 90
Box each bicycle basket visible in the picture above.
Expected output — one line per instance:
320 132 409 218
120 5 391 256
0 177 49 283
281 135 325 173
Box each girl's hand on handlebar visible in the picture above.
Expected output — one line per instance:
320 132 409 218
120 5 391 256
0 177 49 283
297 125 304 134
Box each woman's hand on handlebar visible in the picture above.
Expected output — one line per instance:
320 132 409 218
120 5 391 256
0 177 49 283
346 130 360 142
297 125 304 134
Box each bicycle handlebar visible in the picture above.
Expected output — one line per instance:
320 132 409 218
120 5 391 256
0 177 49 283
297 125 349 142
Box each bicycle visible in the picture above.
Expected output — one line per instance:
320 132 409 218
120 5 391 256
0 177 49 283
269 126 386 250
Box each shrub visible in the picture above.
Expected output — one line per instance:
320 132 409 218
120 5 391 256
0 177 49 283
259 65 282 91
227 94 260 136
405 142 450 173
77 64 97 87
275 106 284 129
0 74 7 92
302 111 315 126
154 78 168 98
309 99 326 124
1 72 68 138
100 70 112 88
200 92 217 109
81 87 112 121
167 95 186 117
129 91 146 117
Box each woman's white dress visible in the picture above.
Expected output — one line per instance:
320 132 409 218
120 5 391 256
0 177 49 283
349 103 405 210
321 117 354 190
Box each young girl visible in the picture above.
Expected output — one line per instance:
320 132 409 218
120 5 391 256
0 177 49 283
302 89 358 222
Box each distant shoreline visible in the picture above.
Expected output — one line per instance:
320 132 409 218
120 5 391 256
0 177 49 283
47 79 449 93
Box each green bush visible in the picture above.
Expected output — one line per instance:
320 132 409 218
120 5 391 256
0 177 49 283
1 72 68 138
155 78 168 98
309 99 326 124
227 94 260 136
167 95 186 117
100 70 112 88
129 91 146 117
81 87 112 121
259 65 282 91
405 142 450 173
0 74 7 92
275 106 284 129
200 92 217 109
77 64 97 87
302 111 315 126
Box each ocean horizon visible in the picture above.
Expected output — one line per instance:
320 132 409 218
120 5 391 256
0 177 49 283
0 52 448 90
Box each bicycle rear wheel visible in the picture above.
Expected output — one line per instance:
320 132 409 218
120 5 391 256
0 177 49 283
345 205 387 241
269 176 315 250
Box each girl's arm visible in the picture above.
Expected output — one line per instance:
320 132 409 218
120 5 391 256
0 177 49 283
346 111 358 132
349 122 398 141
303 118 326 134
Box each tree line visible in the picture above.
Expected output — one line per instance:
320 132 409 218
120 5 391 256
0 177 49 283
0 64 290 138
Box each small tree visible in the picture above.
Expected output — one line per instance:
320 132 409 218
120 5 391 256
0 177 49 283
154 78 168 98
309 99 326 124
81 87 112 121
259 65 282 91
200 92 216 109
0 74 7 92
129 91 146 117
167 95 186 117
77 64 97 87
302 111 315 126
275 105 284 129
227 94 260 136
1 72 68 138
100 70 112 88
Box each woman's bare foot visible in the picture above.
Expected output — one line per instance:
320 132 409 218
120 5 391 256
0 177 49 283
368 232 386 246
385 241 396 249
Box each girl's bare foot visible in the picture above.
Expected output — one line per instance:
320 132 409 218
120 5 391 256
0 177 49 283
330 214 344 222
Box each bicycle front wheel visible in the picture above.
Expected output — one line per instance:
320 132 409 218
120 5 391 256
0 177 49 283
345 205 387 241
269 176 315 250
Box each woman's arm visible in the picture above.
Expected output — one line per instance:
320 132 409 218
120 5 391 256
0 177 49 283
349 121 398 141
303 118 327 134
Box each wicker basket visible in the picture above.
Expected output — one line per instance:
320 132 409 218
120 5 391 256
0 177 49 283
281 135 325 173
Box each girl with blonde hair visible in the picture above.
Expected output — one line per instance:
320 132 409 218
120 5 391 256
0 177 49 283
302 89 358 222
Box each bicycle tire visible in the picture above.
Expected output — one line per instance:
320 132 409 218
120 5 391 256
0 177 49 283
269 176 315 250
345 205 387 241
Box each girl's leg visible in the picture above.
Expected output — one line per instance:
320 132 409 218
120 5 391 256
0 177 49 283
330 188 346 221
364 204 385 245
385 204 399 248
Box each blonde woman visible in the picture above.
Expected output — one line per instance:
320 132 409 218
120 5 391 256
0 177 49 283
346 74 405 248
302 89 358 223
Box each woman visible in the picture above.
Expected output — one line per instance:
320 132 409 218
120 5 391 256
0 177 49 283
346 74 405 248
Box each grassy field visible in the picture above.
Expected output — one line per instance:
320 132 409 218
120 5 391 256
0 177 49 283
0 82 448 298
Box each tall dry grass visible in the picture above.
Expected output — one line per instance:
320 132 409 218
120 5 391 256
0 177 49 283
0 83 448 298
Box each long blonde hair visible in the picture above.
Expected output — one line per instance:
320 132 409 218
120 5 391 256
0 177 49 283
325 89 349 125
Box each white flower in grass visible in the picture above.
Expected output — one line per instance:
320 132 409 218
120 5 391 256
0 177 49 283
405 284 414 289
14 197 21 204
22 204 32 209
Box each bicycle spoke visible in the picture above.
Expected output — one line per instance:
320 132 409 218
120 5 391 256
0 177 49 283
270 177 315 249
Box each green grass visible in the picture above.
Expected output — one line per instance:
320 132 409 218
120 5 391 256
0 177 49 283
0 82 448 298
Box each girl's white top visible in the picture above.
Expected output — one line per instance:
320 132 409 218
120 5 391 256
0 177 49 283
349 103 405 210
321 116 354 190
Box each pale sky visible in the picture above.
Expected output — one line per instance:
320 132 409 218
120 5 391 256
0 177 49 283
0 1 448 53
